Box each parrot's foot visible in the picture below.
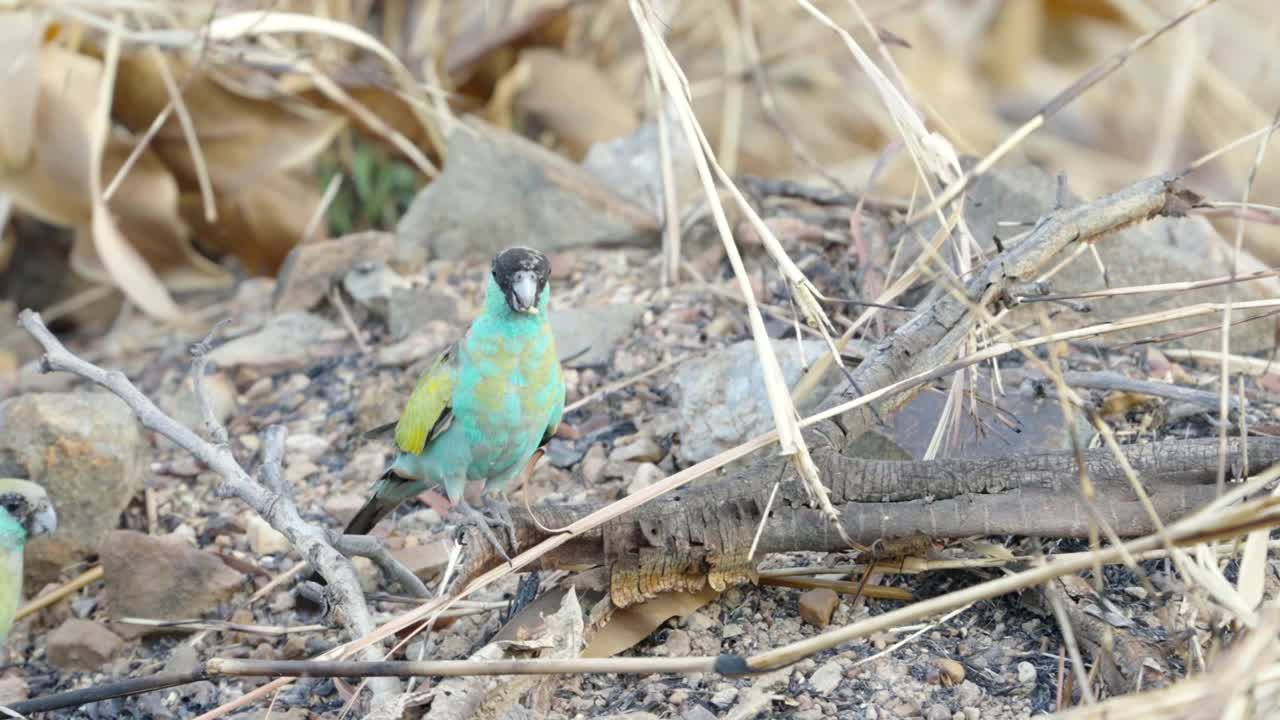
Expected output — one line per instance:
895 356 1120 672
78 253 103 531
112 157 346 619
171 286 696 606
483 495 519 552
455 500 514 563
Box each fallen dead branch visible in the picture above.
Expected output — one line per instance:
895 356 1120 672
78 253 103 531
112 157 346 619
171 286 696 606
506 436 1280 605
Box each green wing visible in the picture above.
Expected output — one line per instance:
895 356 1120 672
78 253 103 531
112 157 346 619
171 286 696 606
394 344 458 455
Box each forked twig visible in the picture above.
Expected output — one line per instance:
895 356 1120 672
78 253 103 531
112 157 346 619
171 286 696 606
16 309 404 714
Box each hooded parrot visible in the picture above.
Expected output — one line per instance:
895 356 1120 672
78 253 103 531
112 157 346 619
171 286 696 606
341 247 564 559
0 478 57 645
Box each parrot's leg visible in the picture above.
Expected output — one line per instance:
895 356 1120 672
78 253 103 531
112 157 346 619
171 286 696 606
483 494 519 551
455 500 512 563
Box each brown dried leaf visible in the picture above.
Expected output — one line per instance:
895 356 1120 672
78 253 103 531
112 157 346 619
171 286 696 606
490 48 638 160
180 172 324 275
1 37 229 315
113 53 344 272
581 586 720 659
113 54 345 187
0 12 43 170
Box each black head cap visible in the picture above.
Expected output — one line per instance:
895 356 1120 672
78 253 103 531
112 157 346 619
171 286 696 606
491 247 552 314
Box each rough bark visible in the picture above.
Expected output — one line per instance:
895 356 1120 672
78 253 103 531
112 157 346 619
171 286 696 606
510 434 1277 607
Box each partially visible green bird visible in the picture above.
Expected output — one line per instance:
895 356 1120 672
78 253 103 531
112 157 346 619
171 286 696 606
343 247 565 556
0 479 57 645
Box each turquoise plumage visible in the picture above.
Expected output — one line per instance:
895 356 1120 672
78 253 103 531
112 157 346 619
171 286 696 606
341 247 565 550
0 479 57 645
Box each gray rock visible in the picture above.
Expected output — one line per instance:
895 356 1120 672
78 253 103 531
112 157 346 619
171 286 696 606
396 119 659 266
680 706 717 720
625 462 665 495
611 434 664 463
166 643 201 675
46 618 124 672
583 101 697 219
0 675 27 704
342 259 410 318
919 163 1280 351
671 340 842 463
664 629 692 657
956 680 983 707
580 444 608 484
208 312 345 368
925 704 952 720
388 286 460 340
273 231 396 312
551 303 644 368
0 392 147 584
808 660 843 694
101 530 245 638
710 687 738 708
1016 661 1037 685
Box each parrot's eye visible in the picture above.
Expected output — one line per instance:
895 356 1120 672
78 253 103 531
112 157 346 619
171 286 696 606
0 496 24 516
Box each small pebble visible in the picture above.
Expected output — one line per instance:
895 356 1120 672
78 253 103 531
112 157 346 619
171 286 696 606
710 687 737 708
808 660 842 694
1017 661 1037 685
664 629 692 657
926 704 952 720
797 588 839 628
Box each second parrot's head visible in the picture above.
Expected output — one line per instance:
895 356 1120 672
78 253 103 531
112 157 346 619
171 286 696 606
0 479 57 546
492 247 552 315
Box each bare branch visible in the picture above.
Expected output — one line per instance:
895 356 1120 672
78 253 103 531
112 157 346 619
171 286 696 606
16 309 402 713
188 318 230 446
330 533 431 599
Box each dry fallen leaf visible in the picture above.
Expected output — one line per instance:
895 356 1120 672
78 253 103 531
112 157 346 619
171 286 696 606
0 24 231 317
489 48 638 160
112 53 345 274
582 585 720 659
180 172 325 275
0 12 42 170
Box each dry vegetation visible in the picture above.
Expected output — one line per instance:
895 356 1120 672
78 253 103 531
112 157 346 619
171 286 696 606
3 1 1280 718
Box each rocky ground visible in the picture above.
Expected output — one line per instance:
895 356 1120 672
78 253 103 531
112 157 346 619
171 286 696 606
2 154 1278 720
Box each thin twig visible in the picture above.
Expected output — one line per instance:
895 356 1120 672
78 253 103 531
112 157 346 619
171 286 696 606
16 309 401 713
16 566 104 621
330 533 430 599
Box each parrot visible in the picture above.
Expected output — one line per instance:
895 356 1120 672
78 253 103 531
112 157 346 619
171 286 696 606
0 478 57 645
340 246 564 560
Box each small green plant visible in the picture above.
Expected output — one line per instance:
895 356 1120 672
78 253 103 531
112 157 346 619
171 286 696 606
318 133 421 237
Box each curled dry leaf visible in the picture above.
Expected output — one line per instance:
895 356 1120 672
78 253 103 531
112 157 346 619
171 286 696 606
179 172 325 277
112 53 345 274
582 586 720 659
0 20 230 319
489 48 639 160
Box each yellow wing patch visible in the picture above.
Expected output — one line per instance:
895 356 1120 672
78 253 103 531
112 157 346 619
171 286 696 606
394 346 457 455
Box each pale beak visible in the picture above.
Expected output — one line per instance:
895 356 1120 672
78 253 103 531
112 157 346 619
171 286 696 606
29 504 56 538
511 271 539 313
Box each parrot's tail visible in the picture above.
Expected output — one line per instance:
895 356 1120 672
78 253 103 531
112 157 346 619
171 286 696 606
342 491 399 537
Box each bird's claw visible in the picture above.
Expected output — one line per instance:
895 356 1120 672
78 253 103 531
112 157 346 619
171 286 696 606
484 495 519 551
455 500 514 564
